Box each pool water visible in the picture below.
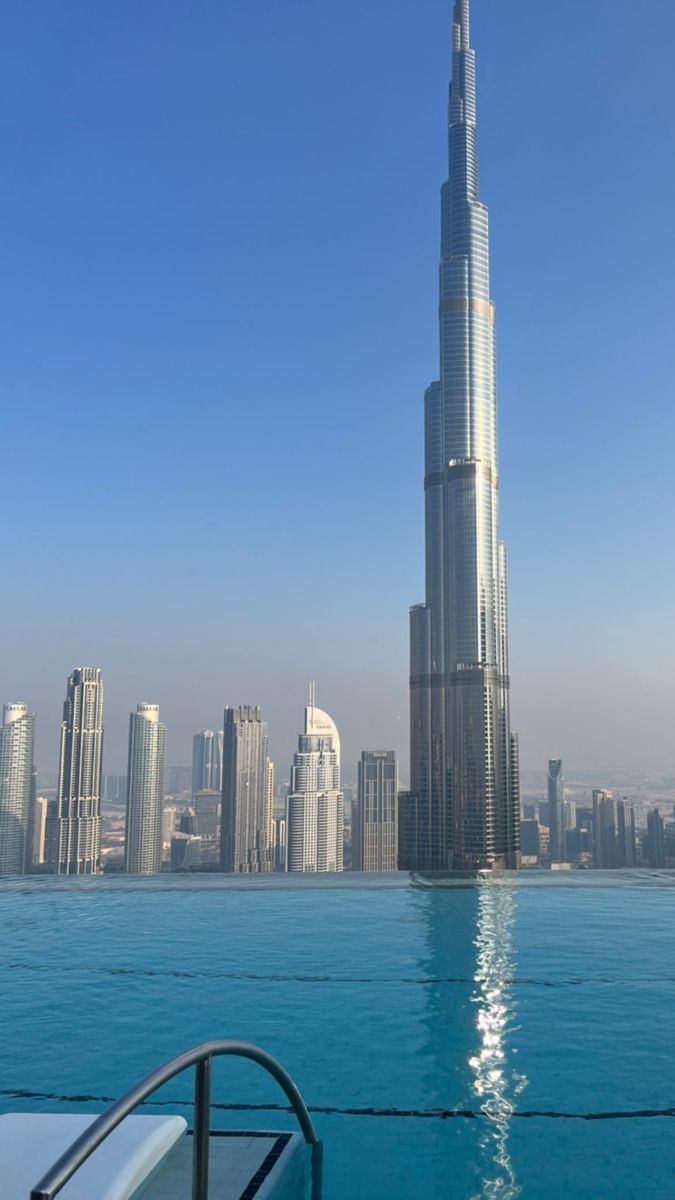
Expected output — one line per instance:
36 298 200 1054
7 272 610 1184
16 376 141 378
1 872 674 1199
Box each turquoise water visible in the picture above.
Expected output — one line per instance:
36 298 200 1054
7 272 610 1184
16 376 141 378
1 872 674 1198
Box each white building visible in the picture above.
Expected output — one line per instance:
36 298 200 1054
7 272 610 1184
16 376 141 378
125 704 166 875
286 686 344 873
0 703 35 876
30 796 49 869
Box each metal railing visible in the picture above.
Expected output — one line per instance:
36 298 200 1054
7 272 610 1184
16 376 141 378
29 1040 323 1200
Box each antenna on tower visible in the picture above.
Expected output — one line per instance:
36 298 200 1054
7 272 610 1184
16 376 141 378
308 681 316 710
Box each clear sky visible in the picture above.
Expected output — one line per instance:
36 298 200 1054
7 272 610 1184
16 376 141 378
2 0 674 782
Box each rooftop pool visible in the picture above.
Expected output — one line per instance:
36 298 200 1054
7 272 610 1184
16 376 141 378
1 871 674 1199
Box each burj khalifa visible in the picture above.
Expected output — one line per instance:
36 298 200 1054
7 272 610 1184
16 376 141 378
405 0 520 871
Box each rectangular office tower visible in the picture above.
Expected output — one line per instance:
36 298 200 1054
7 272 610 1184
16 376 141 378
220 706 271 873
353 751 398 872
125 704 167 875
191 729 223 796
47 667 104 875
548 760 565 862
0 703 35 876
406 0 520 871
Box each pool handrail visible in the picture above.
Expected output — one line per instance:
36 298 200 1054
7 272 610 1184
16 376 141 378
28 1039 323 1200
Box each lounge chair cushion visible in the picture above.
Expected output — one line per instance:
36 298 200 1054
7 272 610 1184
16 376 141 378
0 1112 187 1199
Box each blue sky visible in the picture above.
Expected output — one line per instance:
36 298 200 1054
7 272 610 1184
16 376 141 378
1 0 674 781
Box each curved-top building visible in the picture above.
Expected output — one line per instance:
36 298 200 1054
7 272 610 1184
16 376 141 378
406 0 520 871
286 685 344 873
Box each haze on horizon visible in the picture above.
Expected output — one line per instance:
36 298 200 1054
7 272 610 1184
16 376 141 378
2 0 674 782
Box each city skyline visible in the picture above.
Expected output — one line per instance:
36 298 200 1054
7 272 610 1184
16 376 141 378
2 0 675 779
3 661 674 877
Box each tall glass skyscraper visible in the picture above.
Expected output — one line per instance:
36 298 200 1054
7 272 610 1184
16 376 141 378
191 729 223 796
407 0 520 871
220 706 271 873
125 703 167 875
47 667 104 875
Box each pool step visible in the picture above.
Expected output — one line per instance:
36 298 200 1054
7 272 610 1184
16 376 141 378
142 1131 308 1200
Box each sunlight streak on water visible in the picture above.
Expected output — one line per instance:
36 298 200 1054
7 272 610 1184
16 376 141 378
469 883 527 1199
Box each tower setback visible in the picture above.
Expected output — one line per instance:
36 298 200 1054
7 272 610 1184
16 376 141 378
47 667 104 875
407 0 520 870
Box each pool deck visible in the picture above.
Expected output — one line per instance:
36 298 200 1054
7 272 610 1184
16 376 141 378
143 1130 306 1199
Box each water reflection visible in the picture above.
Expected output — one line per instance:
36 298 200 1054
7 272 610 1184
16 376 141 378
416 877 526 1199
468 880 526 1199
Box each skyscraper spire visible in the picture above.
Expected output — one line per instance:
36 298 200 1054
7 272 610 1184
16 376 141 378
453 0 470 50
404 1 520 873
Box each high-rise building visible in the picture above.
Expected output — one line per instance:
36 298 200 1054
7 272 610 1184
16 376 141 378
519 819 540 861
265 757 274 862
220 706 271 873
47 668 104 875
192 790 221 840
616 799 636 868
286 686 344 873
103 773 127 804
592 790 616 869
272 817 286 872
29 796 49 870
647 809 666 869
353 751 399 872
24 764 39 870
191 730 223 796
408 0 519 871
0 703 35 876
162 805 180 856
397 791 419 871
548 760 565 863
166 765 191 796
124 704 167 875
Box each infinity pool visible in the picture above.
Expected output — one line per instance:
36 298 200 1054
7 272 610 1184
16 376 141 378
1 872 674 1199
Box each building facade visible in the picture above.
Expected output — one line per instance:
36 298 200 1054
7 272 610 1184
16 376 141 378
124 703 167 875
548 760 565 862
47 667 104 875
192 790 221 840
0 703 35 876
592 790 616 869
408 0 520 871
220 706 271 873
353 751 398 872
647 809 665 869
191 730 223 796
286 687 344 873
616 799 636 868
27 795 49 871
265 757 274 860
